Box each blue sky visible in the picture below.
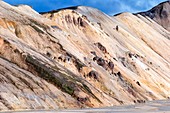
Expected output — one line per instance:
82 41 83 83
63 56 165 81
3 0 167 15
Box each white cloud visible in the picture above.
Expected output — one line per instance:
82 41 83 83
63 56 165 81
120 3 136 13
136 1 144 6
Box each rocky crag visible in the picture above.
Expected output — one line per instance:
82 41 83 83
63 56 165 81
139 1 170 31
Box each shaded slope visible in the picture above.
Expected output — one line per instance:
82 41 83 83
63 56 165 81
138 1 170 31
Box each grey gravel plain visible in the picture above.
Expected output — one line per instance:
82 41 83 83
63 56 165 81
1 99 170 113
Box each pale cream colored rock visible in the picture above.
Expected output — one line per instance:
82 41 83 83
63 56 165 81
0 0 170 111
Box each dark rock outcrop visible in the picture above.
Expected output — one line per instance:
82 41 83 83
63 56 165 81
138 1 170 31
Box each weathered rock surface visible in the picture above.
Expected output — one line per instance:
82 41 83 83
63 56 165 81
0 1 170 111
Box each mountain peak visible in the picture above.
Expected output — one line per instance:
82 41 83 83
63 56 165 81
40 6 80 14
138 1 170 31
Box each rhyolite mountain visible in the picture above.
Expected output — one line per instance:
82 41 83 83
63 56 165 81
0 0 170 111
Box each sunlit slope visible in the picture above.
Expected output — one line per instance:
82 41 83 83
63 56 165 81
0 1 170 110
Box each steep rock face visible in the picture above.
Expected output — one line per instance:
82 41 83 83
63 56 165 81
0 1 170 111
139 1 170 31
